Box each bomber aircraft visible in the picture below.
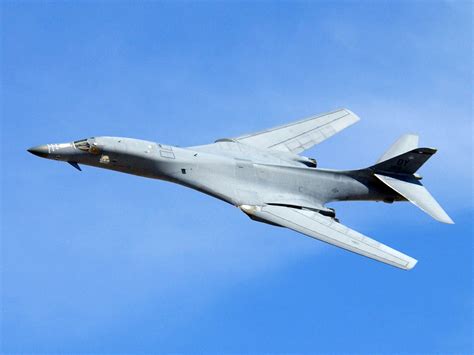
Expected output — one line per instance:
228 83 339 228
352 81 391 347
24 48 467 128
28 109 453 270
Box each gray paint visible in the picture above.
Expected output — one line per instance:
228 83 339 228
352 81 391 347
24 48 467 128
27 108 452 269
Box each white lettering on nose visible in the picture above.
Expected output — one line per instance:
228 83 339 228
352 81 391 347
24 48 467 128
48 144 60 152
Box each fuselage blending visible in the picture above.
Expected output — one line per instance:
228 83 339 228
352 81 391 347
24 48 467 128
27 107 454 270
28 136 401 216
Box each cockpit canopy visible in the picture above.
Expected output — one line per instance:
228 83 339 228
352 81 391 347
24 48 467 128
74 139 90 151
74 138 100 154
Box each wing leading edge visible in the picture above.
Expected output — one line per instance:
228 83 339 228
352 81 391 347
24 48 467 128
231 108 360 154
240 204 417 270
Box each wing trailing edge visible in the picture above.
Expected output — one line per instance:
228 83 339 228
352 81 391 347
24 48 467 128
228 108 360 154
240 204 417 270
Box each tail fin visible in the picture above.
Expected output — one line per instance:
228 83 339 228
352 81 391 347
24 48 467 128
372 147 437 175
377 133 419 163
372 134 437 175
370 134 454 224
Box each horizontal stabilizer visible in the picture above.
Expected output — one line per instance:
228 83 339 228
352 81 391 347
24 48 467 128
375 174 454 224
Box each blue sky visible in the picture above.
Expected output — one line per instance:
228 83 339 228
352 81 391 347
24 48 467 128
1 1 472 353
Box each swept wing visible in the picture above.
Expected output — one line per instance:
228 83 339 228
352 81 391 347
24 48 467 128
230 108 359 154
240 204 417 270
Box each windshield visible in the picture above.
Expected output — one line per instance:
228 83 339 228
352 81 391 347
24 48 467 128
74 139 91 151
74 138 100 154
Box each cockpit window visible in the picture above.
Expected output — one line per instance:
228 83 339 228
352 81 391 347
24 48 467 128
74 139 91 151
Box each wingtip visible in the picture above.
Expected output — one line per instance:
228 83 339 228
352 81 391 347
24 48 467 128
405 258 418 270
342 108 361 122
439 216 455 224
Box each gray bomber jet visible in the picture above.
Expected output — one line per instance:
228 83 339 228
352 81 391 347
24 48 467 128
28 109 453 270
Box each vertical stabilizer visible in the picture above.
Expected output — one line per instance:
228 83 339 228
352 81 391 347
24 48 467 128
370 134 454 224
371 147 437 175
377 134 419 163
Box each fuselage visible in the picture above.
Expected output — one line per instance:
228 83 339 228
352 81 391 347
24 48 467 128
28 136 402 213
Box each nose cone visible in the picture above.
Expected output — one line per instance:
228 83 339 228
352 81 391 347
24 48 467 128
27 145 49 158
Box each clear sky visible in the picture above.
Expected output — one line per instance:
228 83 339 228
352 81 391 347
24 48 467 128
1 1 472 353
